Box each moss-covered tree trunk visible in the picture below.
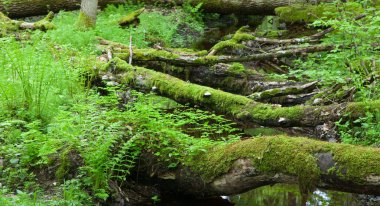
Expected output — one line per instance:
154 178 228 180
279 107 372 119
0 0 332 18
0 11 55 37
156 136 380 196
101 58 380 127
0 0 124 18
136 0 331 14
77 0 99 28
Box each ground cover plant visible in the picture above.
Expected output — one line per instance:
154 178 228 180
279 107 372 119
0 0 379 205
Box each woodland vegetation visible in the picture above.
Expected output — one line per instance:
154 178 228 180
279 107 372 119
0 0 379 205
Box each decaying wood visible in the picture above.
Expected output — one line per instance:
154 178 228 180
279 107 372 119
112 44 334 66
0 11 55 36
136 0 332 15
119 7 145 27
248 81 318 101
263 92 318 106
100 57 380 127
0 0 125 18
149 136 380 196
309 83 357 106
207 25 333 56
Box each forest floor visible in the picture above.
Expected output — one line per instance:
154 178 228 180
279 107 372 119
0 2 379 205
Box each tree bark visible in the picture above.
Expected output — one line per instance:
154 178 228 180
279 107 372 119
101 58 380 127
77 0 99 28
156 136 380 196
0 0 124 18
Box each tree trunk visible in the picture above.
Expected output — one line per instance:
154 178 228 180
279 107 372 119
155 136 380 196
0 0 333 18
100 58 380 127
137 0 331 15
77 0 99 28
0 0 124 18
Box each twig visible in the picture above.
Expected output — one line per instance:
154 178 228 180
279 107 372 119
129 35 133 65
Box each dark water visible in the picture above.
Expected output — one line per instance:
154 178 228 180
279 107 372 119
230 184 361 206
160 184 364 206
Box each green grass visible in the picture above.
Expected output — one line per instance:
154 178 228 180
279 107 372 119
0 4 206 204
0 2 379 205
0 37 84 122
45 4 204 53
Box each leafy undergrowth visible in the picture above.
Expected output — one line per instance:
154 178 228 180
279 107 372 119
277 2 380 146
0 3 216 205
46 3 204 54
0 1 379 205
0 88 240 204
289 4 380 100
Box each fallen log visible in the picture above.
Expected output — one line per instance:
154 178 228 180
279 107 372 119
136 0 331 15
0 12 55 37
248 81 318 101
0 0 337 18
100 57 380 127
275 2 366 24
98 40 307 96
114 44 334 66
0 0 125 18
118 7 145 27
161 136 380 196
262 92 318 106
208 25 334 56
129 61 301 95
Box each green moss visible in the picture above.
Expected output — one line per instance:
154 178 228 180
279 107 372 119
346 100 380 118
0 12 19 37
193 55 220 65
227 63 246 75
248 104 303 124
245 127 285 136
106 58 380 127
168 48 208 56
123 48 181 61
275 3 364 23
185 136 380 194
34 12 56 31
118 7 145 26
256 30 288 38
211 39 247 51
249 86 307 101
210 26 256 54
76 11 96 29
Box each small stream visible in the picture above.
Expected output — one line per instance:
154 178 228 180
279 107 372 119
230 184 361 206
159 184 365 206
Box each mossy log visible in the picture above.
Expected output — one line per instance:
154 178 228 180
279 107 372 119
101 57 380 127
0 11 55 37
136 0 331 15
248 81 318 101
113 44 334 66
158 136 380 196
262 92 318 106
208 25 333 56
275 2 365 24
118 7 145 26
0 0 125 18
132 61 312 97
